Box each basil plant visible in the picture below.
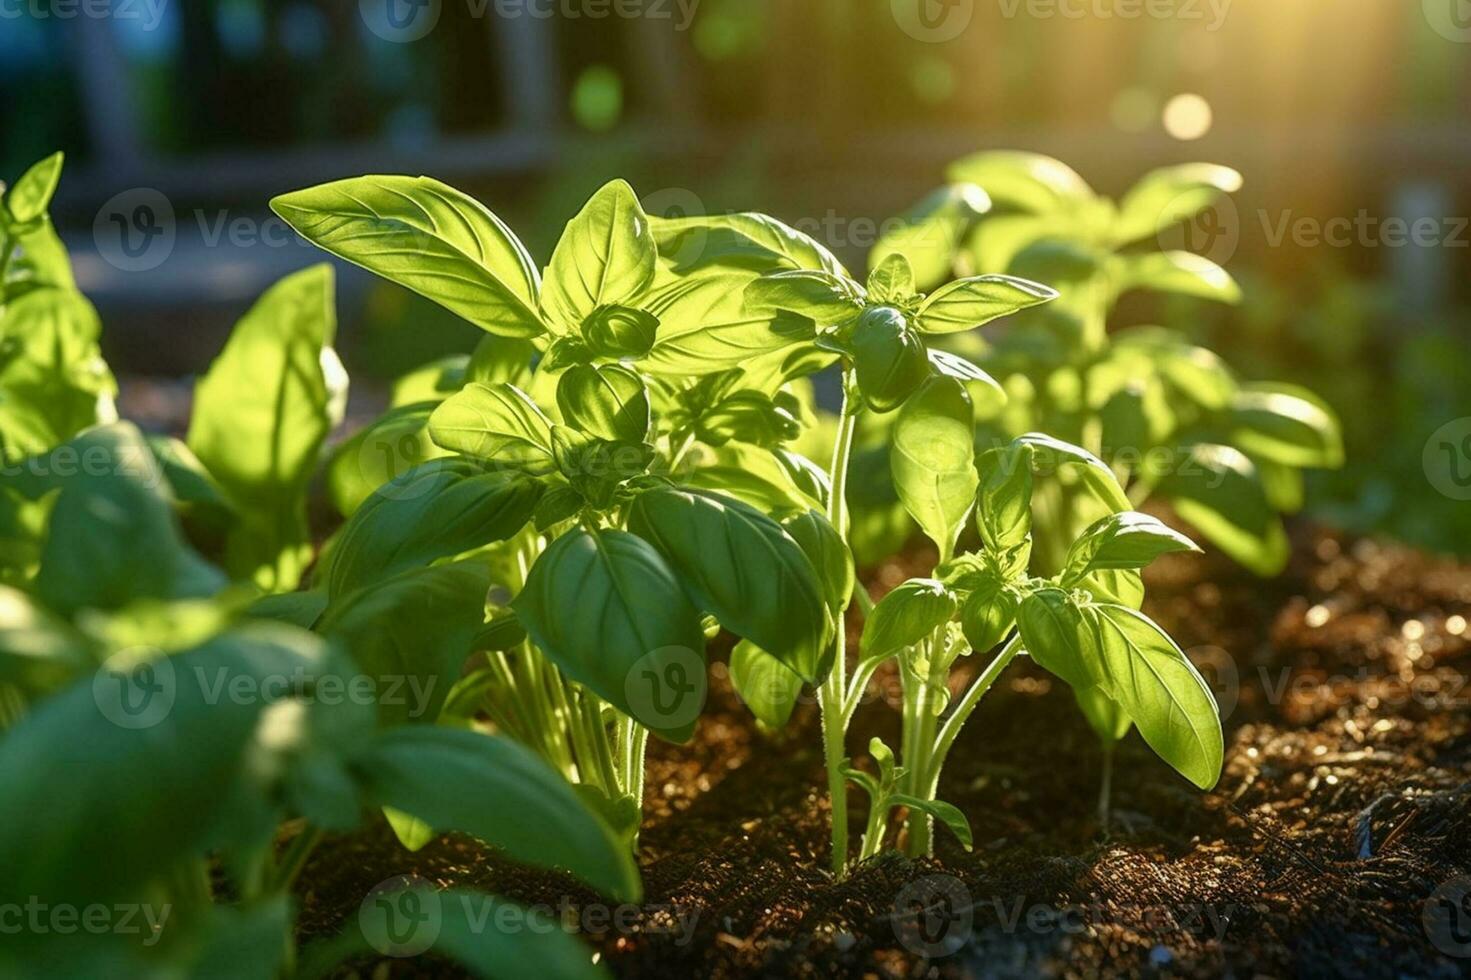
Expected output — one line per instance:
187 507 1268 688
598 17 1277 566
853 434 1222 859
273 176 844 849
0 152 118 472
871 150 1343 577
0 154 638 975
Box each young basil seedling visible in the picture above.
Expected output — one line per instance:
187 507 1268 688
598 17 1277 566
857 434 1221 858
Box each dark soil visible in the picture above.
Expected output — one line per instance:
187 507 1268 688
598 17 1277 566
294 526 1471 978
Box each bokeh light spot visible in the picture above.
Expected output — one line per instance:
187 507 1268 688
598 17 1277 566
1163 93 1213 141
571 66 623 133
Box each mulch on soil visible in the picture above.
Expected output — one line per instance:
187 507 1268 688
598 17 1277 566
295 527 1471 978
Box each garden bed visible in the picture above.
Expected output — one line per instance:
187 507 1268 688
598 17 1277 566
293 525 1471 978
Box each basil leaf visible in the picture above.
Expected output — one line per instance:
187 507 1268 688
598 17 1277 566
869 185 990 291
927 348 1002 394
729 638 804 731
1075 568 1145 609
428 382 556 472
271 175 544 337
1060 511 1199 586
959 577 1015 654
318 561 493 726
549 428 653 509
1074 684 1132 743
1016 432 1131 512
628 487 828 683
1227 382 1343 469
1112 327 1237 411
1159 444 1289 576
582 305 659 358
542 179 657 334
389 355 467 407
324 459 542 599
681 442 819 514
945 150 1095 213
1083 603 1223 790
534 483 585 531
915 274 1057 335
4 151 64 224
467 334 537 387
354 726 640 901
187 264 344 591
8 425 225 616
0 585 92 698
696 390 800 448
0 286 116 462
326 401 448 517
0 627 321 910
650 211 847 278
556 364 651 443
891 376 978 559
1114 251 1241 304
781 508 855 617
860 578 957 667
866 252 916 304
1016 588 1096 690
889 794 973 850
1113 162 1242 246
513 528 706 742
743 269 866 325
976 442 1034 556
643 273 820 376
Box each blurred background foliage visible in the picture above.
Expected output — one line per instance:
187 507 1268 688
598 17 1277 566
1 0 1468 556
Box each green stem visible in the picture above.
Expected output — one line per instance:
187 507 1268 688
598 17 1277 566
627 724 649 848
1098 745 1114 831
0 683 25 729
579 692 620 794
901 631 951 858
818 372 860 877
269 826 324 895
840 656 882 725
857 795 889 862
923 632 1025 792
